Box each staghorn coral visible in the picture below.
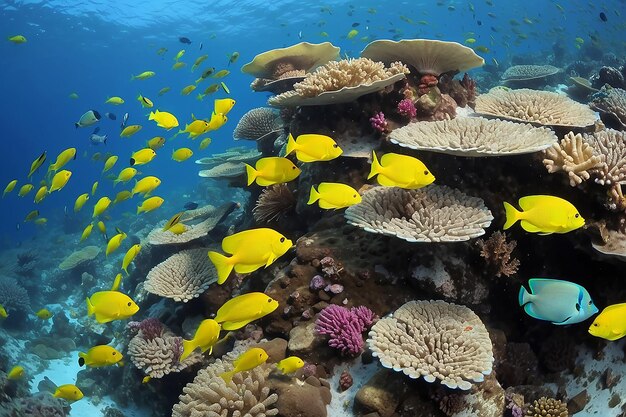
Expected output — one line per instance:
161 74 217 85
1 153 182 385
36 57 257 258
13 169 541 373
233 108 283 141
252 184 296 224
144 248 218 302
344 185 493 243
475 231 520 277
0 277 30 312
590 86 626 130
368 300 494 390
315 305 377 356
542 131 602 186
389 117 557 156
501 65 559 81
524 397 568 417
475 88 598 128
58 245 100 270
171 359 278 417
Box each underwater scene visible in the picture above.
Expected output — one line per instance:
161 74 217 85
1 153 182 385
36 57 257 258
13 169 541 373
2 0 626 416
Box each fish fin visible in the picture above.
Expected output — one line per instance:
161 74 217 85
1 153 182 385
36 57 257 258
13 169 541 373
74 123 79 129
86 297 95 317
527 278 564 294
265 252 277 267
94 312 111 323
551 315 573 325
285 133 297 156
148 112 155 121
295 153 319 163
602 303 626 313
502 201 521 230
180 339 196 362
208 251 234 285
523 303 544 321
518 285 532 306
538 232 553 236
244 164 257 186
368 151 382 180
222 319 254 331
307 186 320 205
256 177 278 186
518 195 548 211
220 370 235 384
520 220 542 233
374 174 400 187
318 200 339 210
234 262 265 274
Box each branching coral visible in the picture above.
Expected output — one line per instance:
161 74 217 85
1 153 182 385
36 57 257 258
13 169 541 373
252 184 296 224
524 397 568 417
315 305 377 356
475 231 520 277
542 132 602 186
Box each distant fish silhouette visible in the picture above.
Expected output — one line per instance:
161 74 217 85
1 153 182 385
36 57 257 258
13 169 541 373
179 37 192 44
184 202 198 210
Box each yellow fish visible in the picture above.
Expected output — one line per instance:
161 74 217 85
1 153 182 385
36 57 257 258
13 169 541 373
589 303 626 341
74 193 90 212
48 148 77 172
7 365 24 380
80 223 94 242
142 376 151 384
34 186 47 204
176 119 210 139
3 179 17 197
86 291 139 323
112 190 132 205
214 292 279 330
308 183 361 209
35 308 53 319
172 61 187 70
79 345 123 367
93 196 112 218
105 96 124 105
172 148 193 162
347 29 359 39
49 170 72 193
122 244 141 274
503 195 584 235
227 51 239 65
137 196 164 214
214 98 236 115
169 223 187 235
18 183 34 197
174 49 185 61
207 112 228 131
91 181 99 196
465 38 477 44
111 273 123 291
114 167 137 186
130 148 157 166
8 35 27 44
368 151 435 189
220 348 268 384
134 94 152 109
212 69 230 78
158 87 171 96
102 155 118 173
199 137 212 150
277 356 305 374
131 71 155 81
208 228 293 284
28 151 47 178
106 231 127 257
0 304 7 318
147 137 166 150
53 384 84 402
245 157 301 186
131 176 161 196
120 124 142 138
285 133 343 162
149 110 179 130
24 210 39 222
475 46 490 53
163 212 184 231
34 217 47 226
191 54 208 72
181 85 196 96
180 319 221 362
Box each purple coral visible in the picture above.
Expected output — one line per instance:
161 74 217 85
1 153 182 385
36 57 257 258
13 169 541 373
397 98 417 119
315 305 378 356
310 275 327 291
127 318 164 341
369 111 388 133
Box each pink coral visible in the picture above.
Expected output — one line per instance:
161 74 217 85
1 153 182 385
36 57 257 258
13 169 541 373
127 318 164 341
315 305 378 356
397 98 417 119
369 112 388 133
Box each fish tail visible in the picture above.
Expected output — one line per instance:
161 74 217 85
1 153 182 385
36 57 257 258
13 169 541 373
503 201 520 230
74 123 79 129
86 297 95 317
244 164 257 186
78 352 86 367
148 111 155 121
180 339 196 362
368 151 382 180
220 370 235 384
136 205 143 215
208 251 234 285
130 75 135 81
307 185 320 205
518 285 531 306
285 133 297 156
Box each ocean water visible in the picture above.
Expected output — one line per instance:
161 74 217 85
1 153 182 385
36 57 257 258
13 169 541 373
1 0 626 416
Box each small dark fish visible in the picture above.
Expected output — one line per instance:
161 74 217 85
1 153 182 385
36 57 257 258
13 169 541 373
477 20 482 26
37 376 57 394
120 112 129 130
298 30 302 39
93 127 101 134
105 112 116 120
599 12 607 22
352 22 360 27
179 36 192 44
200 42 203 50
184 202 199 210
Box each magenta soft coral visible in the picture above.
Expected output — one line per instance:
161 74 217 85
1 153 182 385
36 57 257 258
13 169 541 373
397 98 417 119
315 305 378 356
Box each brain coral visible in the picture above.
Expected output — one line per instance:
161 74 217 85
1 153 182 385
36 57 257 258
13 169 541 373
368 300 494 390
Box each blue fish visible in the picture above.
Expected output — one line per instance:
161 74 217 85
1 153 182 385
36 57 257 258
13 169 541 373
519 278 598 325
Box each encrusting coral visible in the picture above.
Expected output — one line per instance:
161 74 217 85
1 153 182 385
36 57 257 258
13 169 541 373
475 231 520 278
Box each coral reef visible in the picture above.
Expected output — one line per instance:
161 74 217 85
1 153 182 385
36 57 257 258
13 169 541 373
475 231 520 278
0 277 30 312
252 184 296 224
501 65 559 82
542 131 602 186
524 397 568 417
315 305 377 356
590 86 626 130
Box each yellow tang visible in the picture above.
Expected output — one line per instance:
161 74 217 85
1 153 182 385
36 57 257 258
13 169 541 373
199 137 212 150
48 148 77 172
91 180 99 196
180 319 221 362
105 231 127 257
285 133 343 162
277 356 305 374
35 308 53 319
130 148 156 166
142 376 151 384
49 170 72 193
308 182 361 210
214 292 279 330
131 176 161 196
92 196 112 218
78 345 123 367
202 84 220 95
220 348 268 384
120 125 142 138
368 151 435 189
149 109 179 130
24 210 39 222
3 179 17 197
347 29 358 39
181 85 196 95
137 94 153 108
86 290 139 323
147 137 166 150
102 155 118 173
111 273 123 291
74 193 90 212
172 61 186 70
137 196 164 214
122 244 141 274
0 304 7 318
589 303 626 341
503 195 584 235
34 186 47 204
8 35 27 44
28 151 47 178
176 119 210 139
208 228 293 284
214 98 236 115
53 384 84 402
18 183 34 197
207 112 227 131
172 148 193 162
130 71 155 81
245 157 301 187
105 96 124 105
114 167 137 186
97 221 107 236
112 190 132 204
7 365 24 380
80 223 94 242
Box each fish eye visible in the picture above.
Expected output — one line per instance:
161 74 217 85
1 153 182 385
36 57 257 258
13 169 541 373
575 303 580 311
267 298 273 303
112 352 116 355
333 144 338 148
593 323 599 326
353 194 357 198
575 213 580 218
280 237 285 243
292 166 296 169
127 302 132 307
424 170 429 175
589 301 593 305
